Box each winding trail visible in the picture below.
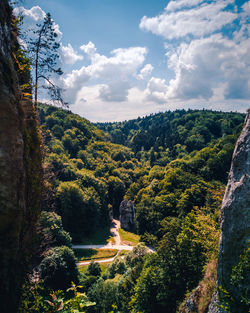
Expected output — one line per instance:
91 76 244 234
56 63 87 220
72 219 134 251
110 219 121 245
73 219 154 266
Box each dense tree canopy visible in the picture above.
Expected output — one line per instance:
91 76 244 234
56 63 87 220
34 104 245 313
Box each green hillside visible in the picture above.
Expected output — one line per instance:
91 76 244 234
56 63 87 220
30 105 245 313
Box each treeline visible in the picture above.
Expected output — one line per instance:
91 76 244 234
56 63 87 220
96 109 243 155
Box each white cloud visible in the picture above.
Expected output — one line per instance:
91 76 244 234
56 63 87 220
61 44 83 65
144 34 250 104
13 6 62 39
145 77 168 104
137 64 154 80
99 81 130 102
166 0 204 12
242 1 250 15
71 85 162 122
140 0 236 40
234 1 250 41
80 41 97 56
138 0 250 112
63 42 148 103
13 6 46 21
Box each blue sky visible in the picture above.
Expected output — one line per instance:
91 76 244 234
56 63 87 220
15 0 250 121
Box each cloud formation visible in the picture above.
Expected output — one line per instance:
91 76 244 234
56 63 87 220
15 2 250 121
63 42 148 103
140 0 236 40
141 0 250 108
61 44 83 65
137 64 154 80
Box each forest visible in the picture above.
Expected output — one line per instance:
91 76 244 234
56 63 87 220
0 1 249 312
17 104 246 313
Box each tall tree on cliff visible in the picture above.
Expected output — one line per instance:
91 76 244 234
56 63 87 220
29 13 65 106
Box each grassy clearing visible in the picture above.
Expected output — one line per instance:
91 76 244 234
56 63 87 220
78 262 112 275
119 250 130 257
74 248 117 261
119 228 140 246
74 225 111 245
78 264 89 273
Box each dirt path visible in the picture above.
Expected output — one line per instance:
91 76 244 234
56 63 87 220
110 219 121 245
74 219 154 267
73 219 129 250
72 244 133 250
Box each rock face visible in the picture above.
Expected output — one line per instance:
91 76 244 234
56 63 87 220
119 200 136 232
207 292 221 313
217 110 250 301
0 1 42 312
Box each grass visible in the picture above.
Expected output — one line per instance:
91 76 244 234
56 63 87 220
119 250 130 257
73 225 111 245
74 248 118 261
78 262 112 275
119 228 140 246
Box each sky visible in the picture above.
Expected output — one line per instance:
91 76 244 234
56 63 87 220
14 0 250 122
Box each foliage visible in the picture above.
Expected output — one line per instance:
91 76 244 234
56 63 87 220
39 211 72 248
39 246 79 290
96 110 244 156
86 262 102 277
218 243 250 313
37 105 246 312
28 13 64 105
19 282 95 313
39 104 144 242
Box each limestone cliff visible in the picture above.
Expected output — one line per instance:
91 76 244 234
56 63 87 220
179 111 249 313
119 199 136 232
0 1 42 312
217 109 250 309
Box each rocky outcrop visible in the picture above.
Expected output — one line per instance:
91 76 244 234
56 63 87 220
207 293 221 313
207 110 250 313
181 112 249 313
119 200 136 232
0 1 42 312
217 110 250 296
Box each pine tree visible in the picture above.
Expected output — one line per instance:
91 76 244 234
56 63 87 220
29 13 66 106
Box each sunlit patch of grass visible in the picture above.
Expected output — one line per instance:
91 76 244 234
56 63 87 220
78 261 112 275
78 264 88 273
119 250 130 257
74 248 117 261
119 228 140 246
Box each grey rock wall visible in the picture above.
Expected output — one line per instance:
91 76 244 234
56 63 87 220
0 1 42 312
119 199 136 232
217 110 250 300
